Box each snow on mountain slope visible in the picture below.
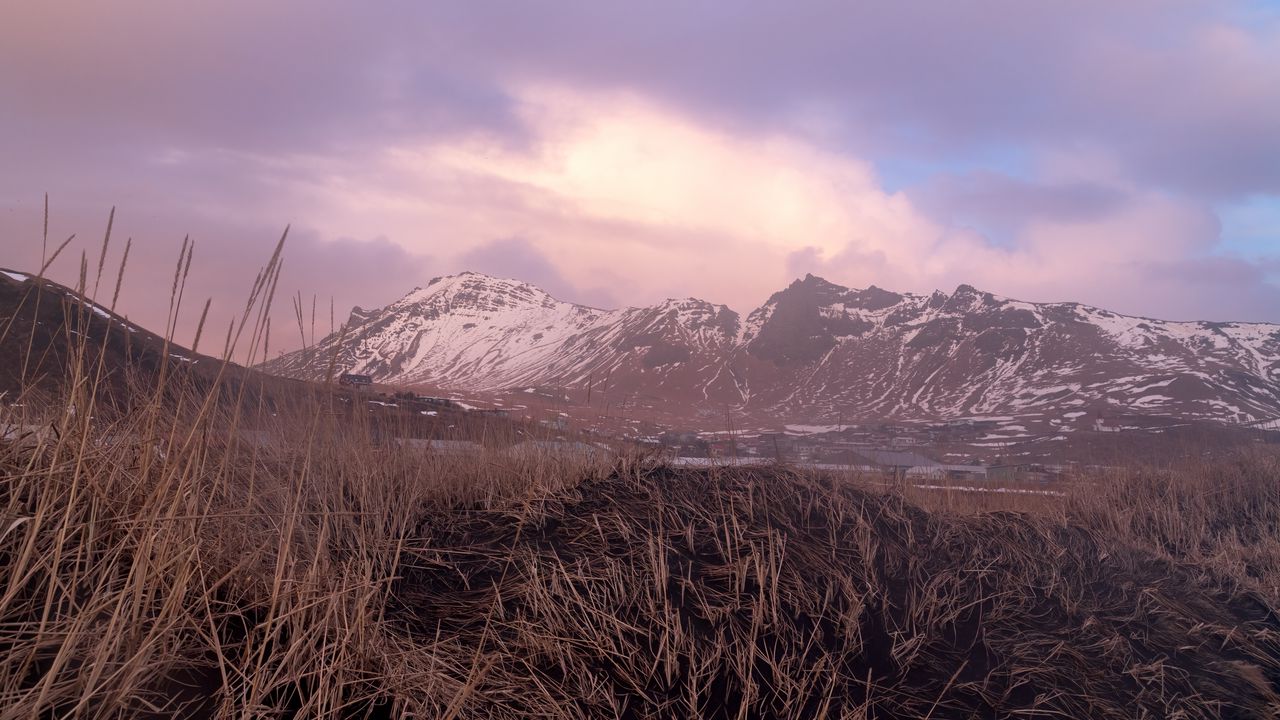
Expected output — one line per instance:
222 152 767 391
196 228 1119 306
271 273 604 388
264 272 742 396
260 271 1280 427
739 275 1280 424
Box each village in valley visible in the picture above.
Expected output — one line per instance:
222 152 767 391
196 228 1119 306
335 373 1280 487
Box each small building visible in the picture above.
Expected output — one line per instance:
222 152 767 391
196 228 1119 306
338 373 373 387
660 431 701 445
758 433 796 458
939 464 989 481
848 449 942 478
417 396 458 408
813 448 864 466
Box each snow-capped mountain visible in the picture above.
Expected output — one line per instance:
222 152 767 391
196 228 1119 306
260 272 1280 427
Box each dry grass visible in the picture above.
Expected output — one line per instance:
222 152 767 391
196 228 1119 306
2 222 1279 718
4 403 1279 718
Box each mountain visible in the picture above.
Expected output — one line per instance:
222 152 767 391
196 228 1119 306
0 268 198 400
0 268 287 408
259 271 1280 430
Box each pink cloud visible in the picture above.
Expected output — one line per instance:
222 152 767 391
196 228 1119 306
1 1 1277 339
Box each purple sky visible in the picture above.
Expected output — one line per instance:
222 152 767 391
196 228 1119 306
2 1 1278 358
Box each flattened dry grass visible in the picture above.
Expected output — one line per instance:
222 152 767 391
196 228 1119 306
387 461 1280 719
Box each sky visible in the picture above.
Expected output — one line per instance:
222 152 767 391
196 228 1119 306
1 1 1278 358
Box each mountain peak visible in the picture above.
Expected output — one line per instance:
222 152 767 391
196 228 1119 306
796 273 841 289
395 272 561 313
422 270 533 291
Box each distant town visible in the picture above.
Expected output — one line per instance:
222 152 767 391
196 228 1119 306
331 376 1280 488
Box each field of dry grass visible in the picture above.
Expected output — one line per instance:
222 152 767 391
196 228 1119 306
4 385 1280 718
3 231 1280 718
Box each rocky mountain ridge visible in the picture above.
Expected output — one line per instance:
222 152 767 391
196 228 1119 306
260 271 1280 428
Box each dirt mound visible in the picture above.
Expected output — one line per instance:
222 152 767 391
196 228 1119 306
390 464 1280 719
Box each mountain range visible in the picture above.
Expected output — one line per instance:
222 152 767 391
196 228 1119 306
260 271 1280 431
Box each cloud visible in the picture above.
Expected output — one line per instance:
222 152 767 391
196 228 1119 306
792 181 1280 322
0 2 525 156
396 2 1280 197
1 1 1278 338
300 85 955 311
6 2 1279 195
908 172 1129 245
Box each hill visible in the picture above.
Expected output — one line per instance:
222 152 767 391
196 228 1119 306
0 267 253 408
